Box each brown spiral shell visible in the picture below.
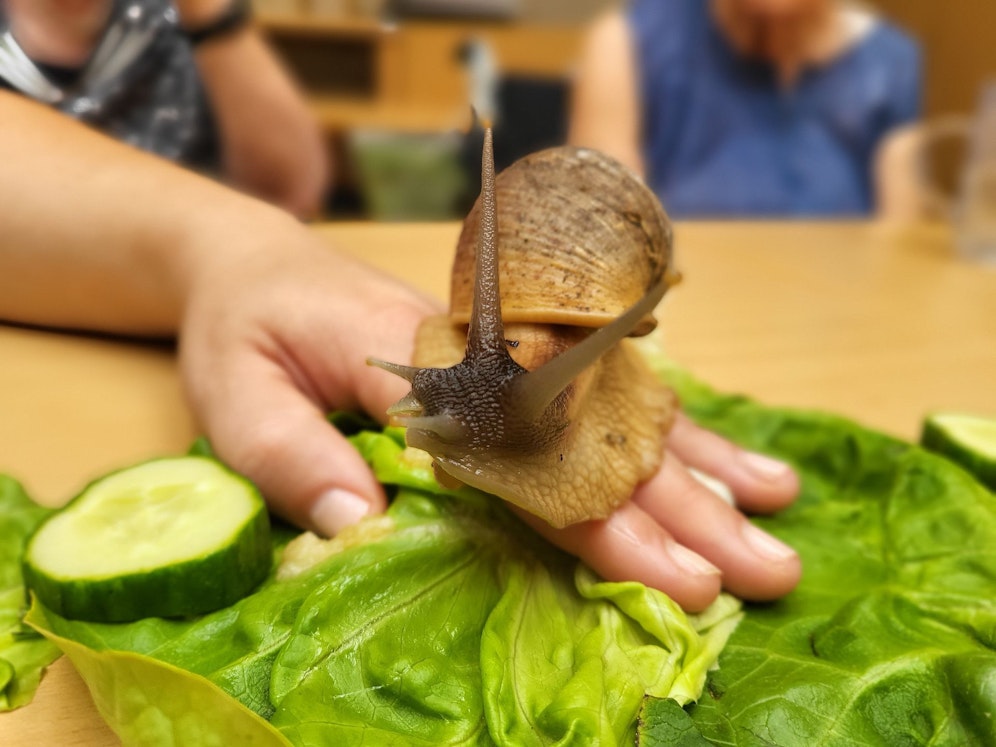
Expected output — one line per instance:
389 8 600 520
450 145 674 336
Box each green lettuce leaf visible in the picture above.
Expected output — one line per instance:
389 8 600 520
662 369 996 746
27 603 292 746
27 363 994 745
481 565 740 745
0 476 60 711
637 697 713 747
270 431 738 746
26 427 737 746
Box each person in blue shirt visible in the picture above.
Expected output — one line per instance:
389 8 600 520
570 0 922 217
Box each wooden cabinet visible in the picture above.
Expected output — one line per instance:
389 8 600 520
258 12 583 133
871 0 996 118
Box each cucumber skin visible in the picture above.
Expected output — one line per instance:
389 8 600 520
921 419 996 492
23 459 273 623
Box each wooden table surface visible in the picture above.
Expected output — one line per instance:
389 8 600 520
2 220 995 745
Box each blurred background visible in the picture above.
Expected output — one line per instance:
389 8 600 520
250 0 995 221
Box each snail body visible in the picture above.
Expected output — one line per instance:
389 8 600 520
370 129 678 528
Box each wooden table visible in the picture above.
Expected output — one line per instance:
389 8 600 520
2 220 995 745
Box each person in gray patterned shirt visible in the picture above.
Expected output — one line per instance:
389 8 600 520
0 0 327 218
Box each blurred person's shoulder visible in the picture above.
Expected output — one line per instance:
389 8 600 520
845 4 921 67
627 0 709 35
625 0 711 64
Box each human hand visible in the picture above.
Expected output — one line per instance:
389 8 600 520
179 221 799 612
178 219 440 536
516 413 802 611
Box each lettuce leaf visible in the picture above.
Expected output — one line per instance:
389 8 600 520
637 697 713 747
27 604 292 747
22 366 996 745
26 427 737 746
660 369 996 746
0 476 60 711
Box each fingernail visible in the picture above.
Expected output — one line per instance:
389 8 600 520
741 451 792 481
311 489 371 537
604 510 648 548
666 542 721 577
741 522 796 562
689 468 735 505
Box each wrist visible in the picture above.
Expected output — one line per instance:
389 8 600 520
176 196 305 308
177 0 252 47
174 0 232 26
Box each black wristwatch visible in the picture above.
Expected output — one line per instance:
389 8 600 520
182 0 252 47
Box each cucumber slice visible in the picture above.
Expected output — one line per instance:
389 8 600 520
920 412 996 491
23 456 271 622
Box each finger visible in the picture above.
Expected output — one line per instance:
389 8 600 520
301 289 439 425
351 301 434 422
634 452 802 601
512 502 723 613
189 350 388 537
668 412 799 513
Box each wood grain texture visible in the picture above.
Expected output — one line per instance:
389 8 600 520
872 0 996 118
2 219 994 744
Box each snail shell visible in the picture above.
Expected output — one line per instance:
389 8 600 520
370 130 678 528
451 146 673 336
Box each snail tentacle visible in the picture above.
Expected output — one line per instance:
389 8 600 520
509 276 669 420
399 414 468 445
367 357 422 382
466 125 507 361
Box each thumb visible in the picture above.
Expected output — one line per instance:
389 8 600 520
189 353 388 537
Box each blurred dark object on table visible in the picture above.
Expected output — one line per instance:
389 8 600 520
387 0 519 21
458 75 569 212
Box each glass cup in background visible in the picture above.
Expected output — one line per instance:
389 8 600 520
955 83 996 265
918 81 996 266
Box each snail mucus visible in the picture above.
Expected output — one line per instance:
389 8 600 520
370 128 680 529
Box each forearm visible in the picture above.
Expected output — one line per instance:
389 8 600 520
196 30 328 217
568 10 644 178
0 92 296 336
175 1 328 218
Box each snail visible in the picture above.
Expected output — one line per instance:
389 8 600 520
370 127 680 528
